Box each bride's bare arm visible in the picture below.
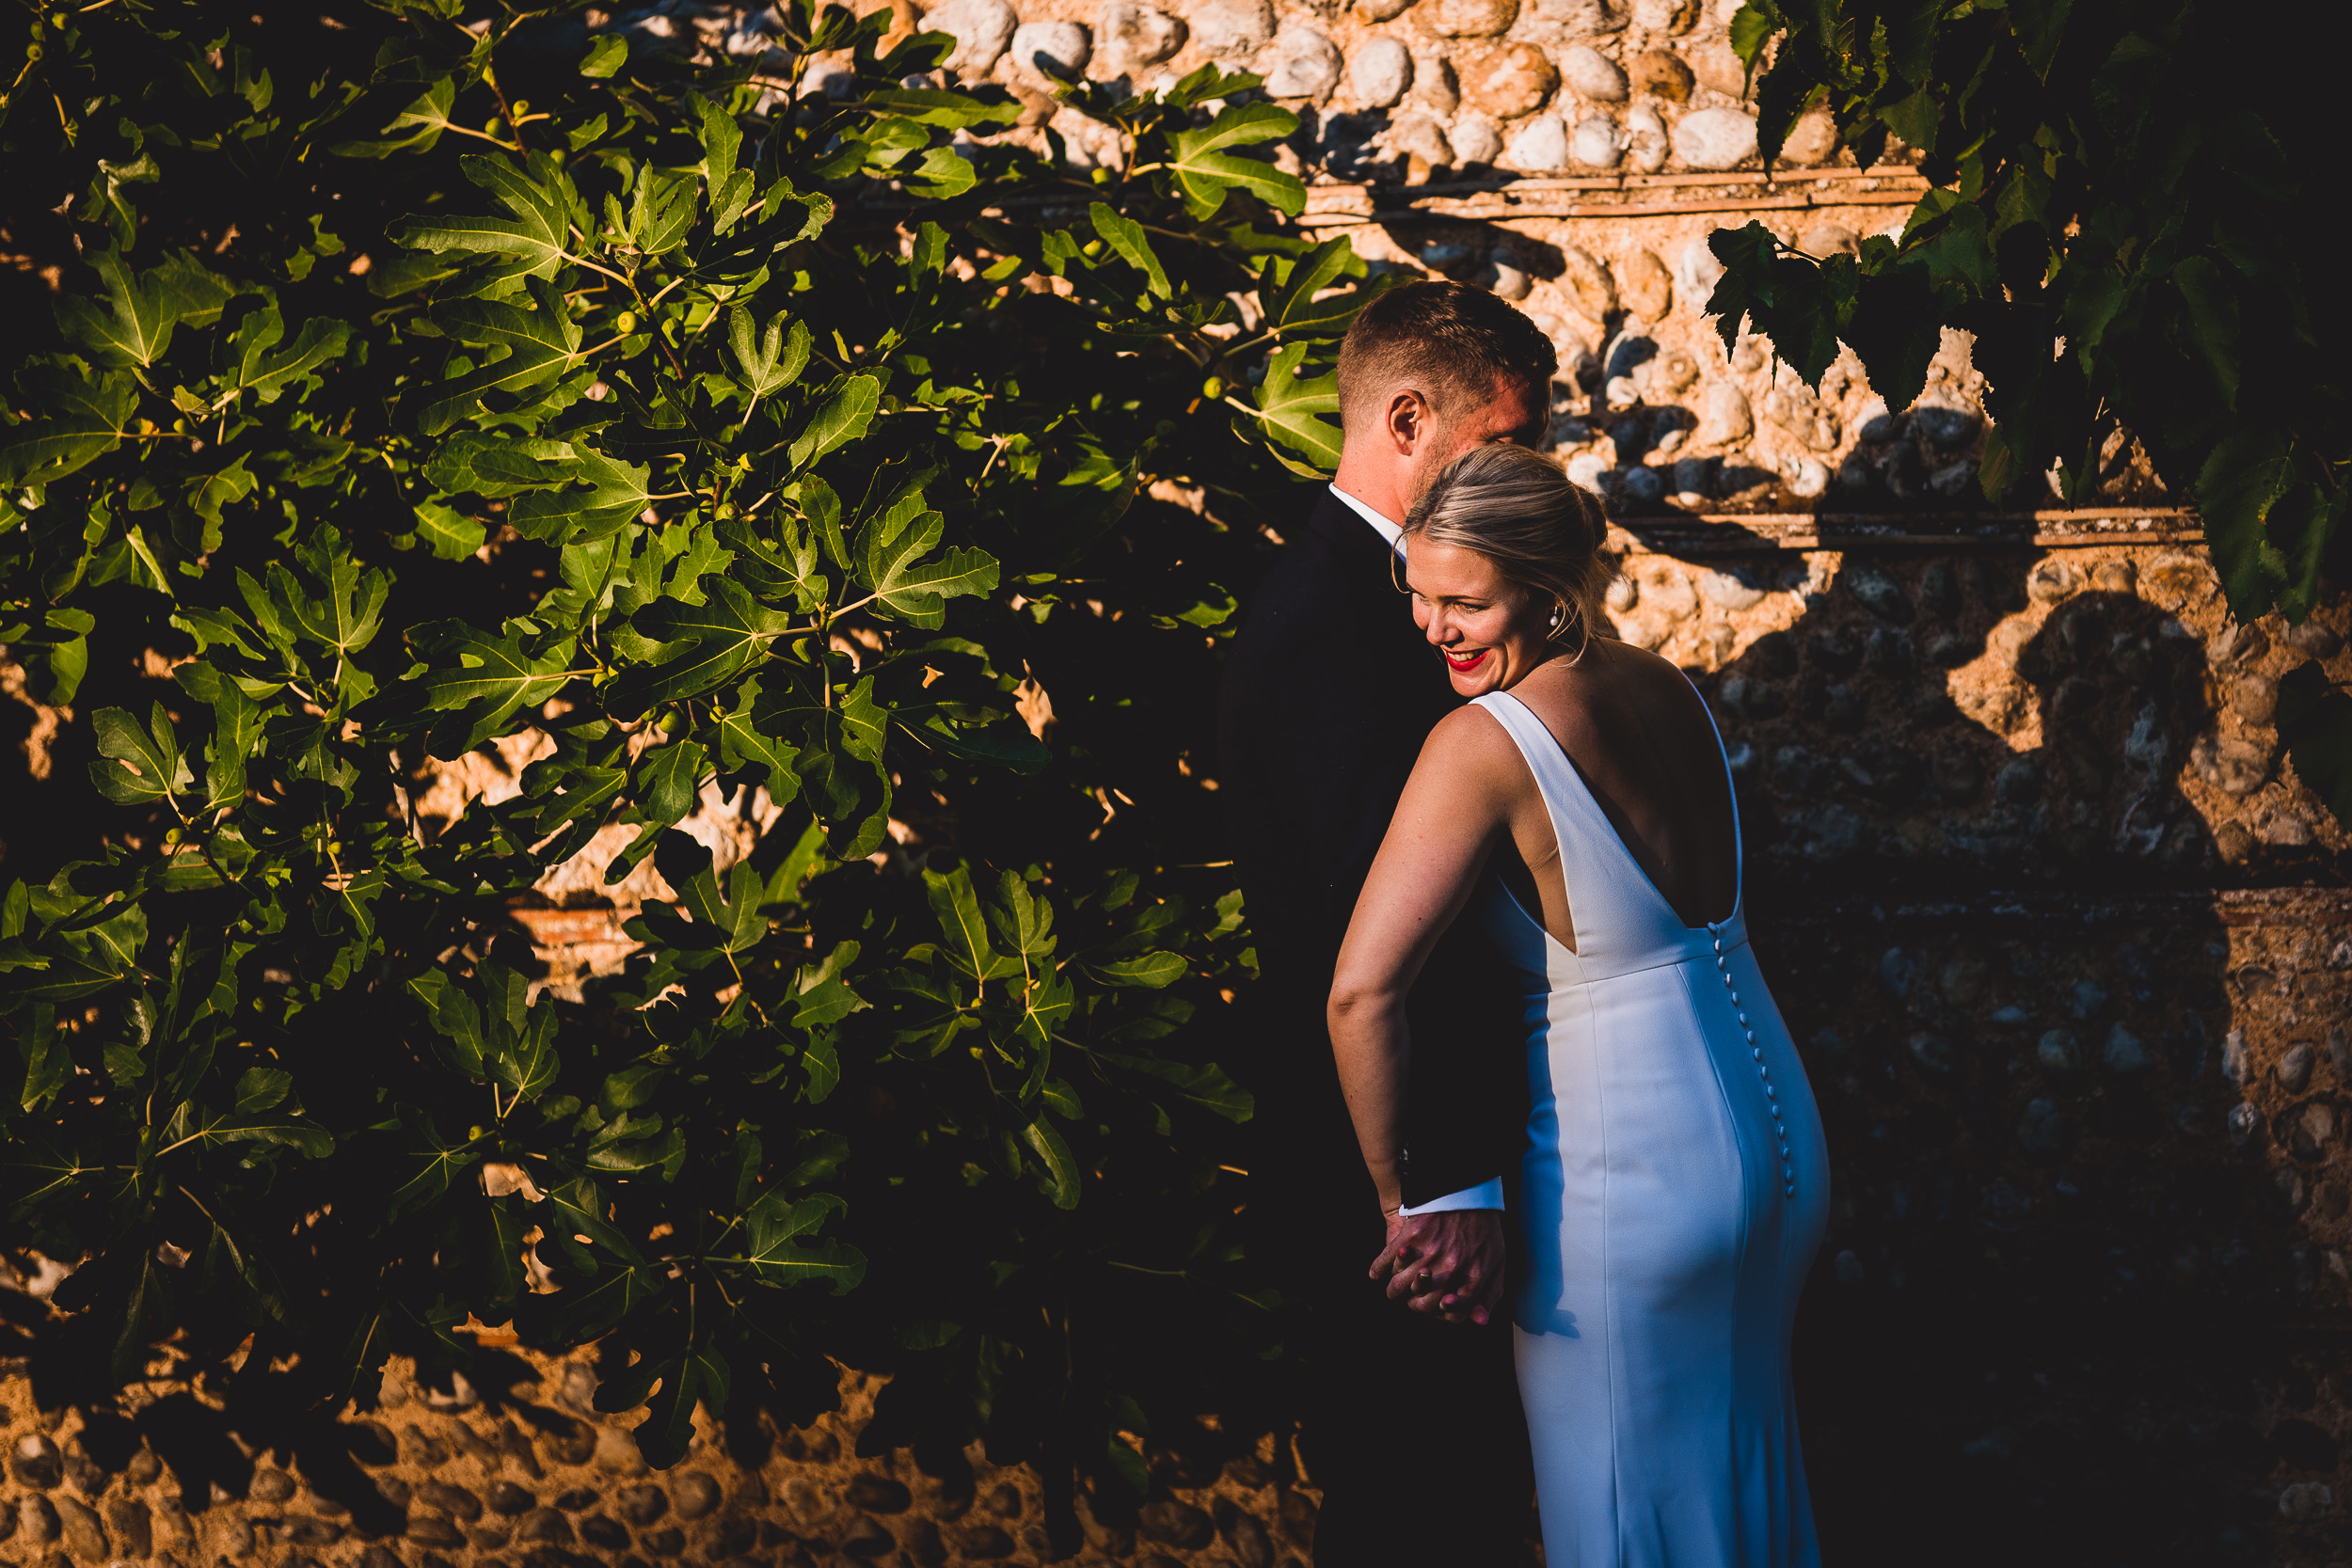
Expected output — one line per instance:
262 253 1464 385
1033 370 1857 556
1327 706 1525 1215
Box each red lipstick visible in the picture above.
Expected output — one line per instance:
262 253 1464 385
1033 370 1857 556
1444 648 1487 672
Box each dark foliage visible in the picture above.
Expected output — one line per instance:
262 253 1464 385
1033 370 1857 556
1708 0 2351 813
0 0 1377 1500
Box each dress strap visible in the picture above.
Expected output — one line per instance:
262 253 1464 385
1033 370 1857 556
1470 691 1590 952
1470 690 1619 851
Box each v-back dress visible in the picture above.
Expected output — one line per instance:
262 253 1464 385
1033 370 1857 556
1469 689 1828 1568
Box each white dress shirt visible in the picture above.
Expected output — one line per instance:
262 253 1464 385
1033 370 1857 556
1328 482 1405 553
1326 487 1506 1217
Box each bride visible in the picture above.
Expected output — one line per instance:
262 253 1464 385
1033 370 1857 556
1327 443 1829 1566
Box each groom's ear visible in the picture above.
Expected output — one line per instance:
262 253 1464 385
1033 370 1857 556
1386 388 1436 455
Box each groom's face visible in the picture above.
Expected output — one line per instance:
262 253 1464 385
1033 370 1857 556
1411 374 1549 488
1454 374 1552 451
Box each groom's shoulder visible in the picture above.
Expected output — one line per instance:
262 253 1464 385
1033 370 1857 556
1240 493 1379 623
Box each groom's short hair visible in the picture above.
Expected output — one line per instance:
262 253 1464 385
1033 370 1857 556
1336 280 1557 436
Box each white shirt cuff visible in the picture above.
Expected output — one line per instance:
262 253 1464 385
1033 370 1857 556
1397 1178 1505 1215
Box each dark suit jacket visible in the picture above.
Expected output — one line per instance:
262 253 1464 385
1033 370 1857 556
1217 488 1525 1224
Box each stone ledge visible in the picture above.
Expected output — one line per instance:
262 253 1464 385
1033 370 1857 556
1613 507 2201 554
1300 186 1928 223
1756 887 2352 930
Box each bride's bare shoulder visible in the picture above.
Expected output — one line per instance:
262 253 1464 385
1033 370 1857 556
1414 701 1534 791
1424 698 1521 752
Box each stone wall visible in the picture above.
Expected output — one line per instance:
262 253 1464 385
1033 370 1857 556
1613 534 2352 1563
775 0 1972 519
0 1340 1318 1568
8 0 2352 1562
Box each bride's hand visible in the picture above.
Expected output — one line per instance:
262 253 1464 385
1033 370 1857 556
1371 1209 1505 1326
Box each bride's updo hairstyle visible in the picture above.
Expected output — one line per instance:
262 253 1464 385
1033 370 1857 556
1401 444 1616 661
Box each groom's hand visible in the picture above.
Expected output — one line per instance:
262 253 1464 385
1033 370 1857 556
1372 1209 1505 1327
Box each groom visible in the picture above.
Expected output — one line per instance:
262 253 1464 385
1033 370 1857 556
1218 281 1554 1563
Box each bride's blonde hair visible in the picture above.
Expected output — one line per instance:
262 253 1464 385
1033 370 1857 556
1400 444 1617 662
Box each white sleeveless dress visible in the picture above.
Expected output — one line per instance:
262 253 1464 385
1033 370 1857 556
1469 689 1828 1568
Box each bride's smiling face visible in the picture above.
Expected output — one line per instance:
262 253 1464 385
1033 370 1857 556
1406 538 1554 696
